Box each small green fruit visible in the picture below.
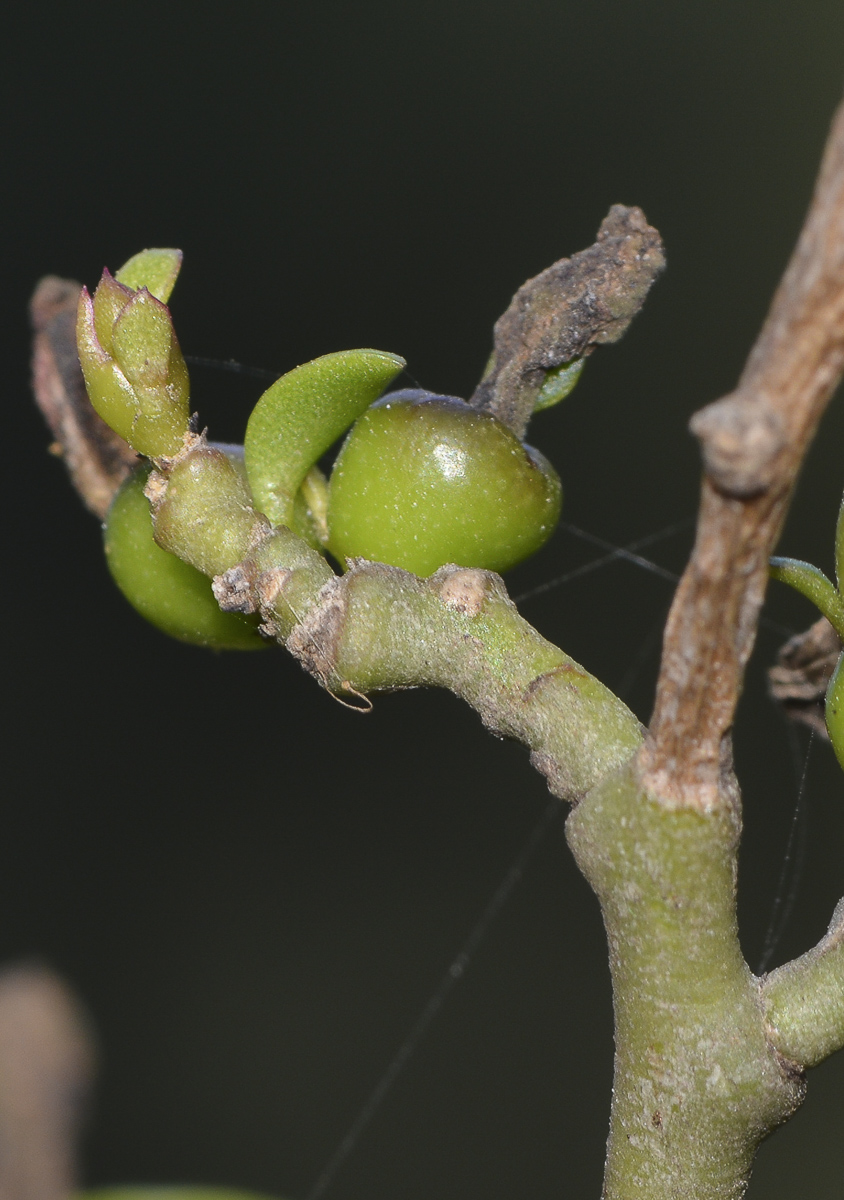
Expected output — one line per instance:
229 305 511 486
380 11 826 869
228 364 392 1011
327 390 562 576
104 464 266 650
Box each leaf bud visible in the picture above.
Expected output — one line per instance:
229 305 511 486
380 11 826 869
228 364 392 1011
76 270 190 458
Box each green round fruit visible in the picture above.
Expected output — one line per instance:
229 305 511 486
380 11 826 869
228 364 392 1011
827 650 844 773
104 464 267 650
326 390 562 576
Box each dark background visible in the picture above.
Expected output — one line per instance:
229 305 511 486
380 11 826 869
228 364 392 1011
5 3 844 1197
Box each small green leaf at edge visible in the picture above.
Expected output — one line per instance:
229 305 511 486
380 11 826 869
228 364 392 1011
770 556 844 640
826 651 844 772
534 357 585 412
116 248 184 303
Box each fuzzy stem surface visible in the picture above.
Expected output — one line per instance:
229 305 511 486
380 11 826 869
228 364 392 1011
567 762 805 1200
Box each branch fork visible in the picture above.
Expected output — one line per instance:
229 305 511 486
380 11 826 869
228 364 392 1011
28 99 844 1200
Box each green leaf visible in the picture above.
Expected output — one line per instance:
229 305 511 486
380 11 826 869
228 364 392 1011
534 357 586 412
244 348 405 528
769 556 844 639
827 651 844 773
115 247 183 302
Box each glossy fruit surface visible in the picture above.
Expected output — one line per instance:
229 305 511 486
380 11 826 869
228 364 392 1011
327 390 561 576
104 465 266 650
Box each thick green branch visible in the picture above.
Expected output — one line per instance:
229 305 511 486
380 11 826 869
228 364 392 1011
146 442 643 800
761 898 844 1068
566 760 805 1200
288 561 644 799
221 550 643 800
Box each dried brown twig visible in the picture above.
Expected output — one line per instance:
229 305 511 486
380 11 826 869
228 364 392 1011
0 965 95 1200
642 98 844 811
768 616 842 737
30 277 137 520
470 205 665 438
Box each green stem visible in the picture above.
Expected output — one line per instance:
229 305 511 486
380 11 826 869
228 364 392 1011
566 760 805 1200
154 449 643 795
149 448 844 1200
762 898 844 1068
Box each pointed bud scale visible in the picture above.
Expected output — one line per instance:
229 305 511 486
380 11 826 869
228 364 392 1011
115 248 183 303
92 270 134 355
111 288 189 400
76 287 145 447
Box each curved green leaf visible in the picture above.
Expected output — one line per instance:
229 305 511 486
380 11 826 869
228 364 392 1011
244 349 405 528
769 556 844 640
115 248 184 303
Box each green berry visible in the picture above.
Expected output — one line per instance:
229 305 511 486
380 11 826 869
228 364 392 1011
326 390 562 577
104 464 266 650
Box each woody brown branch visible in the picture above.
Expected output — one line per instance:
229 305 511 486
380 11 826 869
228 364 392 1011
30 277 138 519
642 97 844 811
